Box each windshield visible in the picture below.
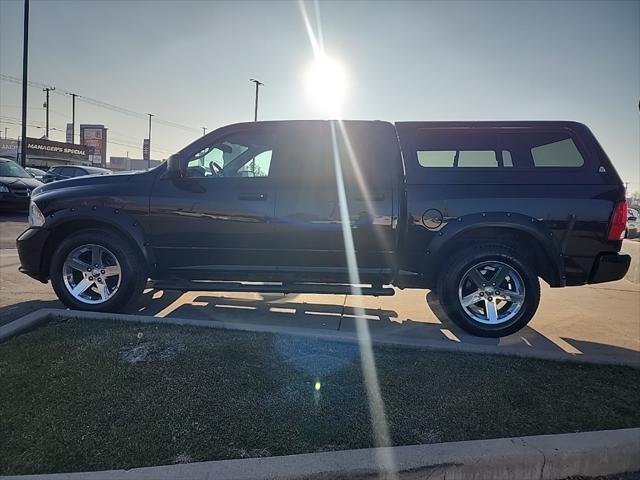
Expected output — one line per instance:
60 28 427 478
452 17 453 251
0 161 31 178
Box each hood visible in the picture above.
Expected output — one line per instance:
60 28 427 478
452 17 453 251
34 171 145 195
32 169 156 197
0 176 43 189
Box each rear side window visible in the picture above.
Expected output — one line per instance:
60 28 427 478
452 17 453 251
408 130 586 170
530 138 584 167
418 150 499 167
396 123 604 185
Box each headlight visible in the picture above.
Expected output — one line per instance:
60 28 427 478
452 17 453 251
0 185 8 193
28 201 45 227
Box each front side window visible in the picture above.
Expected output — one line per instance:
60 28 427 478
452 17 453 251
186 130 274 178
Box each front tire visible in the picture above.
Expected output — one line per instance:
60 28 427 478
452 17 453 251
437 244 540 337
50 228 146 312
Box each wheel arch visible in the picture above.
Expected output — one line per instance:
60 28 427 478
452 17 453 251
423 213 564 288
41 209 151 280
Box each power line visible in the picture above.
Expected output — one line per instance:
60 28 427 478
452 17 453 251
0 115 172 156
0 73 201 134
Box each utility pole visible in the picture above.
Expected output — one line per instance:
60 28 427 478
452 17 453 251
146 113 154 169
43 87 54 137
20 0 29 167
249 79 263 176
201 127 207 136
3 128 7 139
69 93 78 143
249 78 264 122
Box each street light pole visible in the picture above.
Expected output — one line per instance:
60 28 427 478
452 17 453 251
20 0 29 167
146 113 154 169
43 87 54 138
201 127 207 136
249 78 264 122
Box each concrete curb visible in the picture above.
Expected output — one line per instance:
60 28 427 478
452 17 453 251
2 428 639 480
1 308 639 367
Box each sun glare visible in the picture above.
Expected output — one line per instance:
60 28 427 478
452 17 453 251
305 54 348 117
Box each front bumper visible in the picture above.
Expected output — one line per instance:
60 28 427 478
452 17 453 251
588 252 631 284
0 193 30 210
16 227 50 282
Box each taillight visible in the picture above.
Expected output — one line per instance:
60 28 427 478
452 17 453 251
607 200 627 240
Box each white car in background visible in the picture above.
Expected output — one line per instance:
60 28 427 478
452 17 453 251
25 167 47 181
626 208 638 239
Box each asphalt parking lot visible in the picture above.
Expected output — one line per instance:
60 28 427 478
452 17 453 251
1 213 639 365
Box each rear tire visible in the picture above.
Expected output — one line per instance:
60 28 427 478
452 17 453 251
50 228 147 312
436 244 540 337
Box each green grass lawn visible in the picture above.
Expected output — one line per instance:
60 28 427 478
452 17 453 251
1 318 639 476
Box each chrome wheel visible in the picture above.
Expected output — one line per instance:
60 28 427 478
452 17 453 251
457 261 525 325
62 244 121 304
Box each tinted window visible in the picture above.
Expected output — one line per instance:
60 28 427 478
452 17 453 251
417 151 455 167
277 121 397 188
59 167 76 177
502 150 513 167
531 138 584 167
418 149 500 167
408 129 586 169
458 151 497 167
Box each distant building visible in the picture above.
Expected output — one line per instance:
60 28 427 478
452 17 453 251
109 156 163 171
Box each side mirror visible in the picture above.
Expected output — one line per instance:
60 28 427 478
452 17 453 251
167 154 183 177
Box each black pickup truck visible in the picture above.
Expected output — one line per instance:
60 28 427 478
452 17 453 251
17 120 631 337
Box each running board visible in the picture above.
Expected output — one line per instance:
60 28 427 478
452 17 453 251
148 280 395 296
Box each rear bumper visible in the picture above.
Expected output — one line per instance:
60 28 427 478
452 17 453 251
16 227 50 282
588 252 631 284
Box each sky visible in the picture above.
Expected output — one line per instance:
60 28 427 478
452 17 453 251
0 0 638 190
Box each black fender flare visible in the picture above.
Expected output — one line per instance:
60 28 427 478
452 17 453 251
423 212 565 287
42 205 152 272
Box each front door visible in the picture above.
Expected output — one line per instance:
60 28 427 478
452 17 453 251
149 124 281 278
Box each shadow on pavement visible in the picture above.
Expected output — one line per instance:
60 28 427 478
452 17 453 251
129 288 640 365
2 286 638 365
0 299 63 325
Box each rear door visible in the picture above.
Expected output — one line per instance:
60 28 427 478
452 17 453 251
271 121 399 281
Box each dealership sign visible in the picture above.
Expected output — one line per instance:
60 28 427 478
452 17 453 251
142 138 150 161
25 137 89 162
80 124 108 167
